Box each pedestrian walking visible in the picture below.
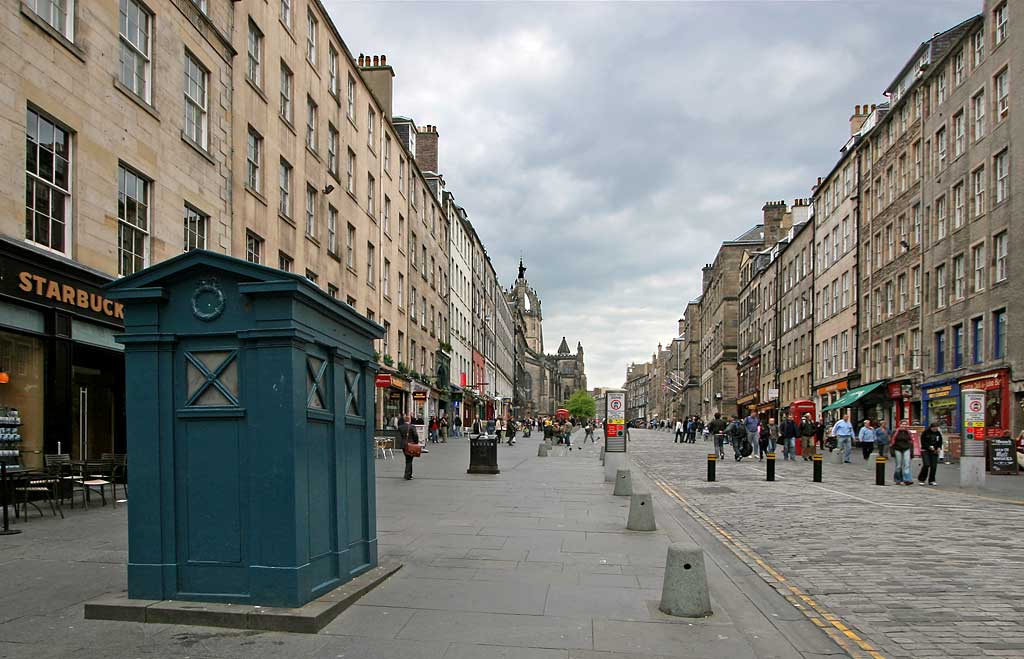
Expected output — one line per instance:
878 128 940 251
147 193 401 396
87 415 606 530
453 415 461 438
429 416 440 444
873 423 890 459
779 414 798 461
727 416 748 462
495 416 505 443
708 413 728 459
744 411 760 459
831 414 855 463
584 421 596 443
674 418 684 443
440 415 449 442
563 419 574 449
758 420 771 460
766 417 779 458
858 420 874 460
918 422 942 486
799 414 817 460
891 421 913 485
398 414 420 480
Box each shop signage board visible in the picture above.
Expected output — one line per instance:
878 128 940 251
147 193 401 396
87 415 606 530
413 390 427 401
375 374 392 388
988 435 1018 474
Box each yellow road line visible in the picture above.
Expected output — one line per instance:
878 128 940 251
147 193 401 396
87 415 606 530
649 474 888 659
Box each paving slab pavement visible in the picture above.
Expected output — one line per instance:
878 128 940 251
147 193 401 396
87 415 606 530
0 430 844 658
627 428 1024 659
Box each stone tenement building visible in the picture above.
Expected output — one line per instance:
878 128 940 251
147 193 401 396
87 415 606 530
507 264 587 416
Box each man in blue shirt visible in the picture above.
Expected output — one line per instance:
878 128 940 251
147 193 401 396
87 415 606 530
831 414 855 463
744 412 760 457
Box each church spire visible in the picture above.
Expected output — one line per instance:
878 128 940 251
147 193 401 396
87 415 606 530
557 336 570 355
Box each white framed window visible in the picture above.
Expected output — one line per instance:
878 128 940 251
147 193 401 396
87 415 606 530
953 254 965 300
954 50 965 86
327 206 337 254
996 68 1009 118
306 9 318 66
367 173 375 217
246 126 262 192
973 30 984 66
305 184 316 238
937 71 946 104
936 264 947 308
384 134 392 172
279 62 293 123
973 91 986 141
367 106 376 149
912 265 921 306
911 328 922 370
305 96 318 152
995 231 1008 282
184 51 209 149
118 0 152 102
972 166 986 217
367 242 375 284
885 281 894 317
305 269 318 286
995 150 1009 204
936 126 947 170
346 223 355 269
246 230 263 264
953 111 965 158
398 273 404 307
25 108 72 253
247 19 263 88
953 181 964 229
278 251 293 272
278 158 292 217
280 0 292 29
898 154 907 192
346 149 355 193
328 46 339 96
995 2 1008 46
383 195 391 235
936 195 947 239
328 124 339 177
972 243 986 293
897 273 907 312
26 0 74 40
841 271 850 308
117 163 150 276
346 74 356 120
913 140 922 180
183 204 207 252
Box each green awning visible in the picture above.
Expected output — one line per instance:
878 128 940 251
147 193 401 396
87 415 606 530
821 381 887 412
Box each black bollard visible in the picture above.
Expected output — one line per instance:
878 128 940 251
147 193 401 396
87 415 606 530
0 463 22 536
875 456 886 486
812 454 822 482
707 453 716 482
766 453 775 481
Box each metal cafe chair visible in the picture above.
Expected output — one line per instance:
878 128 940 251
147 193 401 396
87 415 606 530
74 459 116 509
101 453 128 499
15 471 63 520
44 454 76 508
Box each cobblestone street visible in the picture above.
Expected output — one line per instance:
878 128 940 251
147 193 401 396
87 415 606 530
627 429 1024 659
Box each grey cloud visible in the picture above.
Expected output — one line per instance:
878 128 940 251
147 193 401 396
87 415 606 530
328 0 977 387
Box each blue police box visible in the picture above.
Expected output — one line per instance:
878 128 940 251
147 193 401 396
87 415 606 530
106 250 383 608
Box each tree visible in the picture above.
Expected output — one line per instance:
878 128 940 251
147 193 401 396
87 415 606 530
563 389 596 420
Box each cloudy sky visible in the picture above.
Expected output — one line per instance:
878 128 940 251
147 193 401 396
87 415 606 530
326 0 976 388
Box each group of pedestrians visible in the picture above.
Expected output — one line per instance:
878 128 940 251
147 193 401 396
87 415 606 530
661 409 946 486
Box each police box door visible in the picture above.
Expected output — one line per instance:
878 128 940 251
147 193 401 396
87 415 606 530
173 342 249 600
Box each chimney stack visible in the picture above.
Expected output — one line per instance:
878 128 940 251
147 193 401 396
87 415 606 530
762 200 789 246
357 53 395 121
850 103 871 136
416 124 439 173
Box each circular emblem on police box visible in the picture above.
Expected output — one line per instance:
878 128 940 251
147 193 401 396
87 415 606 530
192 278 225 321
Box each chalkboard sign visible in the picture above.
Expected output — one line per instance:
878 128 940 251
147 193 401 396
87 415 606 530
988 436 1019 475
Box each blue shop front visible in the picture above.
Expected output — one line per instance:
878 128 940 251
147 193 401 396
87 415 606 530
921 379 961 434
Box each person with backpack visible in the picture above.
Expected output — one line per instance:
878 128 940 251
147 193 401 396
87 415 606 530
708 413 728 459
918 422 942 486
727 416 748 462
779 413 798 461
398 414 421 480
799 413 817 460
584 421 596 443
891 421 913 485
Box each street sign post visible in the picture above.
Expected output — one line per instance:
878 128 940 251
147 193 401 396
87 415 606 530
961 388 987 487
604 389 627 482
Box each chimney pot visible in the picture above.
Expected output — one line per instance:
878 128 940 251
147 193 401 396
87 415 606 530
855 104 861 114
871 104 877 111
373 55 379 66
381 54 387 65
358 54 364 66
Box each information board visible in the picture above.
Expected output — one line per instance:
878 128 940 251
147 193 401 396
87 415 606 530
605 390 627 453
963 389 985 441
988 435 1018 475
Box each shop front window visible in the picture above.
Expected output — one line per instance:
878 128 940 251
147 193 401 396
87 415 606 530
985 387 1003 432
927 397 957 433
0 330 45 470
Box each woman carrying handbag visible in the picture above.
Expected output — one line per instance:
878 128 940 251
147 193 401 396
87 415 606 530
398 414 421 480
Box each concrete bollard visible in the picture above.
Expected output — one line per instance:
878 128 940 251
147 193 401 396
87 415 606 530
613 469 632 496
659 543 712 618
537 442 549 457
626 492 656 531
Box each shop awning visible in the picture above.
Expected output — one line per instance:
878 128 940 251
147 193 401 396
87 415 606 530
821 381 887 412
